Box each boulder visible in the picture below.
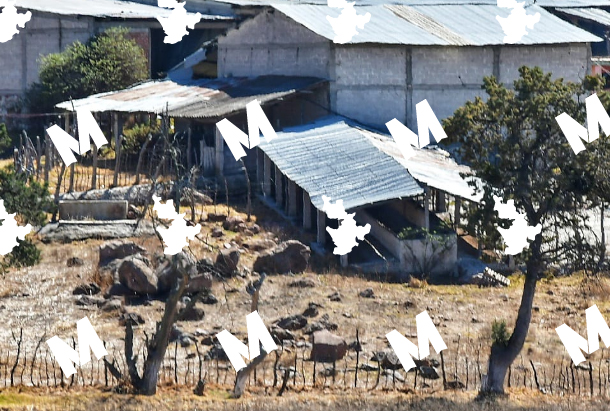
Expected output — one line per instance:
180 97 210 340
104 283 135 298
371 350 402 370
119 312 145 326
178 304 205 322
243 239 276 252
359 288 375 298
200 292 218 305
75 295 104 307
302 302 321 318
67 257 84 267
304 314 338 334
328 291 341 302
73 283 101 296
253 241 310 274
418 366 440 380
211 227 223 238
270 327 295 342
310 330 347 363
157 254 211 294
99 240 146 265
100 298 124 313
215 248 240 277
223 216 245 231
276 314 308 331
118 256 158 295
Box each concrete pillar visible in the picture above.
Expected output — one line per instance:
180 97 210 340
275 165 283 206
317 209 326 245
424 188 430 230
454 196 461 229
215 126 224 177
287 180 297 217
303 191 312 229
263 154 272 196
436 190 446 212
340 254 348 267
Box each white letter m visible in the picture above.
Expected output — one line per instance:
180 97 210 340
556 304 610 365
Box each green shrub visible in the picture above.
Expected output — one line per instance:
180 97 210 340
5 238 41 268
491 320 510 347
122 122 159 154
0 123 10 157
0 166 55 227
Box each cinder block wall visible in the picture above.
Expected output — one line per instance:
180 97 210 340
219 10 591 130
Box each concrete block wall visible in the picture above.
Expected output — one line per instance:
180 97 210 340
218 11 331 79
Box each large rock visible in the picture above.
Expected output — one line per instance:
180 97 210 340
276 314 308 331
310 330 347 363
243 239 276 252
371 350 402 370
118 256 158 295
99 240 146 265
157 255 212 294
253 241 310 274
39 220 155 243
178 304 206 322
215 248 240 277
222 216 245 231
73 283 101 296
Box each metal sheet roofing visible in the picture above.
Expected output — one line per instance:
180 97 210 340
272 3 601 45
258 116 424 211
363 131 482 203
212 0 610 8
15 0 232 20
56 76 325 118
555 7 610 25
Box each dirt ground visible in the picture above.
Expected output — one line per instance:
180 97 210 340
1 200 609 406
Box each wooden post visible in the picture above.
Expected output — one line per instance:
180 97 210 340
303 191 312 229
187 127 192 170
340 254 348 267
215 126 224 177
454 196 461 229
66 114 75 193
424 188 430 230
275 165 283 206
263 154 272 196
44 133 50 184
287 180 297 217
317 209 326 245
112 113 121 187
436 190 446 212
36 136 41 180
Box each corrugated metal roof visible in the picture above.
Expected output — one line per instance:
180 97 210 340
555 7 610 25
15 0 232 20
258 116 424 211
56 76 325 118
272 3 601 45
212 0 610 8
363 131 482 202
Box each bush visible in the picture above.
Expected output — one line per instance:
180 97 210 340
0 167 55 227
491 320 510 347
26 27 148 113
122 122 160 154
5 238 41 268
0 123 10 157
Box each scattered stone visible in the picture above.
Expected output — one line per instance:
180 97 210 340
179 334 195 347
271 327 296 342
250 224 261 234
215 248 240 277
127 204 141 219
310 330 347 363
223 216 245 231
243 239 276 252
253 240 310 274
75 295 104 307
119 312 145 327
383 369 405 382
200 292 219 305
118 256 158 295
304 313 338 334
328 291 341 302
371 350 402 370
67 257 85 267
302 302 321 318
359 288 375 298
99 240 147 265
359 363 378 372
157 254 211 294
211 227 223 238
201 336 215 346
348 340 362 352
178 304 206 322
72 283 101 296
205 343 229 361
418 366 440 380
289 278 316 288
236 223 248 233
101 298 124 313
207 213 227 222
533 306 540 312
404 300 415 309
276 314 308 331
342 312 352 318
446 380 466 389
471 317 480 323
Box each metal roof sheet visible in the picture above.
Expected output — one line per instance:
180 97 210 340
363 131 482 202
56 76 325 118
258 116 425 211
15 0 232 20
555 7 610 25
272 3 601 45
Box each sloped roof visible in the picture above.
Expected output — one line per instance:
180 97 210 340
270 3 600 45
15 0 232 20
56 76 325 119
555 7 610 25
258 116 425 211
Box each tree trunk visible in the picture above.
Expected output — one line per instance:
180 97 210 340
132 253 190 395
481 236 541 395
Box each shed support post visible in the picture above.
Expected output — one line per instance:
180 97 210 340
303 191 312 229
317 209 326 245
454 196 461 229
256 149 264 191
424 188 430 230
340 254 348 268
275 165 283 206
215 126 224 177
263 154 272 197
287 180 297 217
436 190 446 212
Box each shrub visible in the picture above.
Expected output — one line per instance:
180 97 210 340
0 166 55 227
5 238 41 268
122 122 160 154
491 320 510 347
0 123 10 157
